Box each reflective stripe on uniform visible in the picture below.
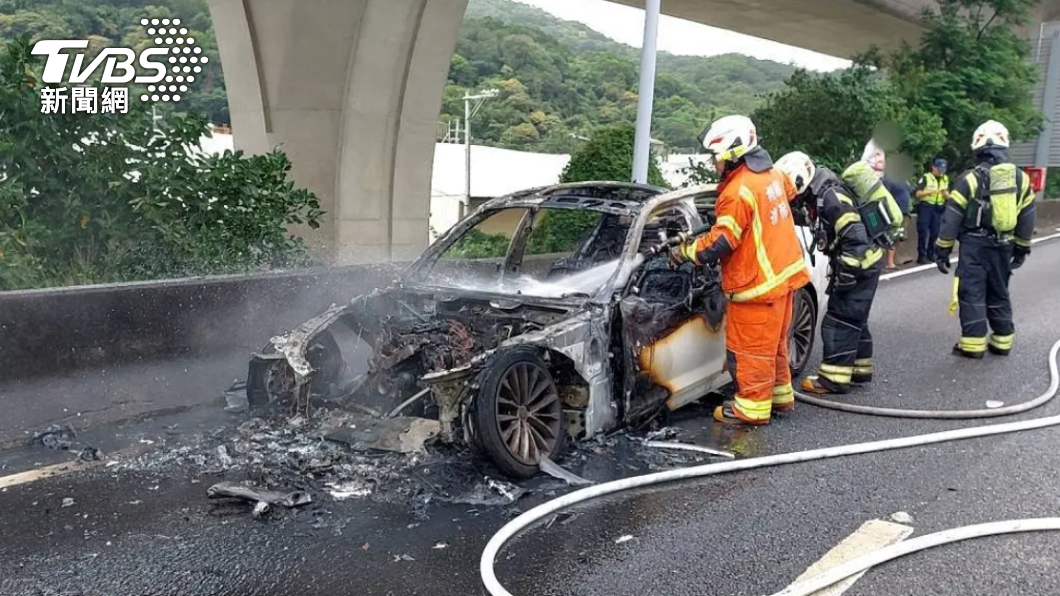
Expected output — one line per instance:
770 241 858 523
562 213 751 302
959 335 988 353
725 186 807 302
937 237 956 249
734 393 773 421
854 357 873 376
1014 237 1031 247
989 334 1014 350
950 188 970 209
840 246 884 270
716 215 744 241
772 383 794 406
819 362 853 385
835 212 861 233
739 186 776 278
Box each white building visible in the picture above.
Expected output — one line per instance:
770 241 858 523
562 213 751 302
199 129 705 244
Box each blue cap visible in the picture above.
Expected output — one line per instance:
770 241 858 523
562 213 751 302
933 158 948 172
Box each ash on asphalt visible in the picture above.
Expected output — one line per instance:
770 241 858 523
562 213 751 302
104 398 740 520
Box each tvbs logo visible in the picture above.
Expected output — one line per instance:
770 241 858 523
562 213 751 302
31 18 206 105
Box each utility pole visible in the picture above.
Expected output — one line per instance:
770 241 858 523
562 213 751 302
632 0 661 184
463 89 499 219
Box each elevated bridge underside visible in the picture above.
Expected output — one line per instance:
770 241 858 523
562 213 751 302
207 0 1058 264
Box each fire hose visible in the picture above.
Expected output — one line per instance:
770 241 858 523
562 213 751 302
480 338 1060 596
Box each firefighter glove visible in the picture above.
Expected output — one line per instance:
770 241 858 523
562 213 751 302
1012 245 1029 270
668 241 696 269
935 246 952 274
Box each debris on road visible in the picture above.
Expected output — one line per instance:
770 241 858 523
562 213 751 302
32 424 103 462
539 456 593 486
891 511 915 524
223 381 250 413
34 424 75 451
61 497 75 508
319 413 440 454
206 481 312 517
615 535 634 544
642 440 735 459
325 479 373 500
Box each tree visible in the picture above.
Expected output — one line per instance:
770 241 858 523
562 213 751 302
751 66 933 173
882 0 1043 169
559 124 668 186
751 0 1042 177
0 35 322 290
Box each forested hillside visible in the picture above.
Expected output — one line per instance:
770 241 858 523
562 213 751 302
450 0 798 152
0 0 798 153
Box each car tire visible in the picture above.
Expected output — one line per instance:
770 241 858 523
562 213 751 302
788 287 817 377
473 346 567 479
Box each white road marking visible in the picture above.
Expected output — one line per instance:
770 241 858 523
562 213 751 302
880 230 1060 282
0 446 139 490
0 460 103 489
784 518 914 596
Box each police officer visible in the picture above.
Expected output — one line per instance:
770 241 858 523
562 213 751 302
915 158 950 264
775 151 886 394
935 120 1037 358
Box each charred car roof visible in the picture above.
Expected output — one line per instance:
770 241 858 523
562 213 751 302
477 181 670 215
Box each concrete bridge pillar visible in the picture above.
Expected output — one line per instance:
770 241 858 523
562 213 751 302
208 0 468 264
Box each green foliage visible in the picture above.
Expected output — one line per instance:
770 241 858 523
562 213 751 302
559 124 668 186
526 209 599 255
0 0 228 123
445 227 511 259
0 36 322 290
7 0 797 153
752 0 1042 176
883 0 1042 169
677 157 719 188
753 66 915 172
449 0 797 153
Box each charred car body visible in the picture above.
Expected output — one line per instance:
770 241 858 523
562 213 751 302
246 182 827 478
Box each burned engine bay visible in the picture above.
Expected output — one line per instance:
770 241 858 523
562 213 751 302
246 285 590 453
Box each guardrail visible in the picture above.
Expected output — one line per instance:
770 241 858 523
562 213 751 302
0 264 404 383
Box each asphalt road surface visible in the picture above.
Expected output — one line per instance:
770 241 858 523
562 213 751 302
3 239 1060 596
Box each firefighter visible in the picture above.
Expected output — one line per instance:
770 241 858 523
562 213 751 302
935 120 1036 358
775 151 886 394
668 115 812 426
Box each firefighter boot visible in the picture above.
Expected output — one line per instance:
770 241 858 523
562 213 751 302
952 343 985 360
713 402 770 426
852 358 874 384
800 375 850 395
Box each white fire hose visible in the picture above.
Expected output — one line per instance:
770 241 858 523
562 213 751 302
480 339 1060 596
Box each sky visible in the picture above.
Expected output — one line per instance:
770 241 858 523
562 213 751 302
515 0 852 72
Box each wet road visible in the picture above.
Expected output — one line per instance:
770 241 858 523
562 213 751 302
3 239 1060 596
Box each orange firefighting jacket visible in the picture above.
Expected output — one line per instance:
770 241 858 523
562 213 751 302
689 160 811 303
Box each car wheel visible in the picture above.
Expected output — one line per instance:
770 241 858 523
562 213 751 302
788 287 817 377
474 346 567 479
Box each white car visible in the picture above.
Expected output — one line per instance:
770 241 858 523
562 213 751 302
247 181 828 478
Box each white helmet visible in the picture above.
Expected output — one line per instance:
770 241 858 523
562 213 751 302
971 120 1010 150
698 115 758 165
774 151 816 195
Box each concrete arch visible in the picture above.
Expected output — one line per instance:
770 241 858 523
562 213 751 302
208 0 468 264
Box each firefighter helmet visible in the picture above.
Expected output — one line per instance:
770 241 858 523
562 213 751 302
774 151 816 195
971 120 1010 150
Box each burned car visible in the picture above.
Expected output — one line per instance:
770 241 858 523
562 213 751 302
246 182 827 478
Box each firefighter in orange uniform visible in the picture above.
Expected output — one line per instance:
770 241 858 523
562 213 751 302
669 115 812 426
